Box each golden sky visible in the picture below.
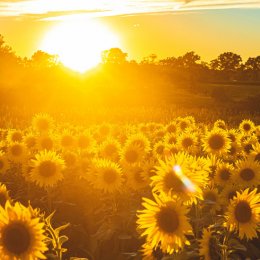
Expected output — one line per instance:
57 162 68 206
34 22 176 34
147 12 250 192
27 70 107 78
1 0 260 62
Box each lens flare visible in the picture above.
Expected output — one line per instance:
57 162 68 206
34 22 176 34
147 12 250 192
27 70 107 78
173 165 196 192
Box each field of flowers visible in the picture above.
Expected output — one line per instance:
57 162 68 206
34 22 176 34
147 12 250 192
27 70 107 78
0 112 260 260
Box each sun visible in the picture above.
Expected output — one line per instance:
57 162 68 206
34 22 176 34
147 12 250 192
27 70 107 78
40 19 120 73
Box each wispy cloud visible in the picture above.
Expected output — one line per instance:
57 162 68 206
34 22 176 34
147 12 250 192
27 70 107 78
0 0 260 20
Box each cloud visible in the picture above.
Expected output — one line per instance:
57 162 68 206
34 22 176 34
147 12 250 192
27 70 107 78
0 0 260 20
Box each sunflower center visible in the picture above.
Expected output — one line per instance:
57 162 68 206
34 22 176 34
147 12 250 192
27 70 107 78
229 134 236 142
39 161 57 177
208 135 225 150
12 132 23 142
103 169 118 184
125 149 138 163
0 192 8 207
182 138 193 148
168 136 177 144
2 222 31 255
180 121 188 130
244 144 253 154
156 206 179 234
234 201 252 223
219 169 231 180
240 168 255 181
243 123 251 131
156 145 164 155
204 191 217 203
229 146 236 155
164 170 185 193
11 145 22 157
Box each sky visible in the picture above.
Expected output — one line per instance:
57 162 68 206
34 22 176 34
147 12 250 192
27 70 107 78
1 0 260 62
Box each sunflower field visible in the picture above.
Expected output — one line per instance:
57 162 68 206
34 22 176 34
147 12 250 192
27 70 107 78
0 112 260 260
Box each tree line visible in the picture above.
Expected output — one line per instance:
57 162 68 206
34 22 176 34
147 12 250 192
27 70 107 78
1 34 260 83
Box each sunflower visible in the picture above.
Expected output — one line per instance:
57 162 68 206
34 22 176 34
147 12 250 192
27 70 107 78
99 138 121 161
233 156 260 189
165 121 178 134
239 119 255 135
213 119 227 130
163 133 177 145
77 131 95 150
125 133 150 153
202 129 231 156
62 150 78 169
126 165 147 190
98 124 111 138
0 152 9 174
152 141 168 160
37 134 56 151
32 113 54 133
199 228 220 260
7 142 28 163
59 130 75 150
151 152 208 205
137 195 192 254
0 201 47 259
227 128 239 143
219 185 239 209
140 242 157 260
0 184 11 207
225 188 260 240
241 135 258 155
177 118 191 131
120 143 145 166
29 150 65 189
225 142 242 161
6 129 23 143
23 133 37 150
176 132 198 154
202 187 221 212
250 142 260 162
214 162 234 187
90 159 122 193
140 158 157 184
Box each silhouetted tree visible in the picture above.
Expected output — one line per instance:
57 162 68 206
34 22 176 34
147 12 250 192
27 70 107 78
177 51 200 69
210 52 242 80
30 50 59 68
159 57 177 66
244 56 260 80
0 34 19 67
101 48 128 65
141 54 157 64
